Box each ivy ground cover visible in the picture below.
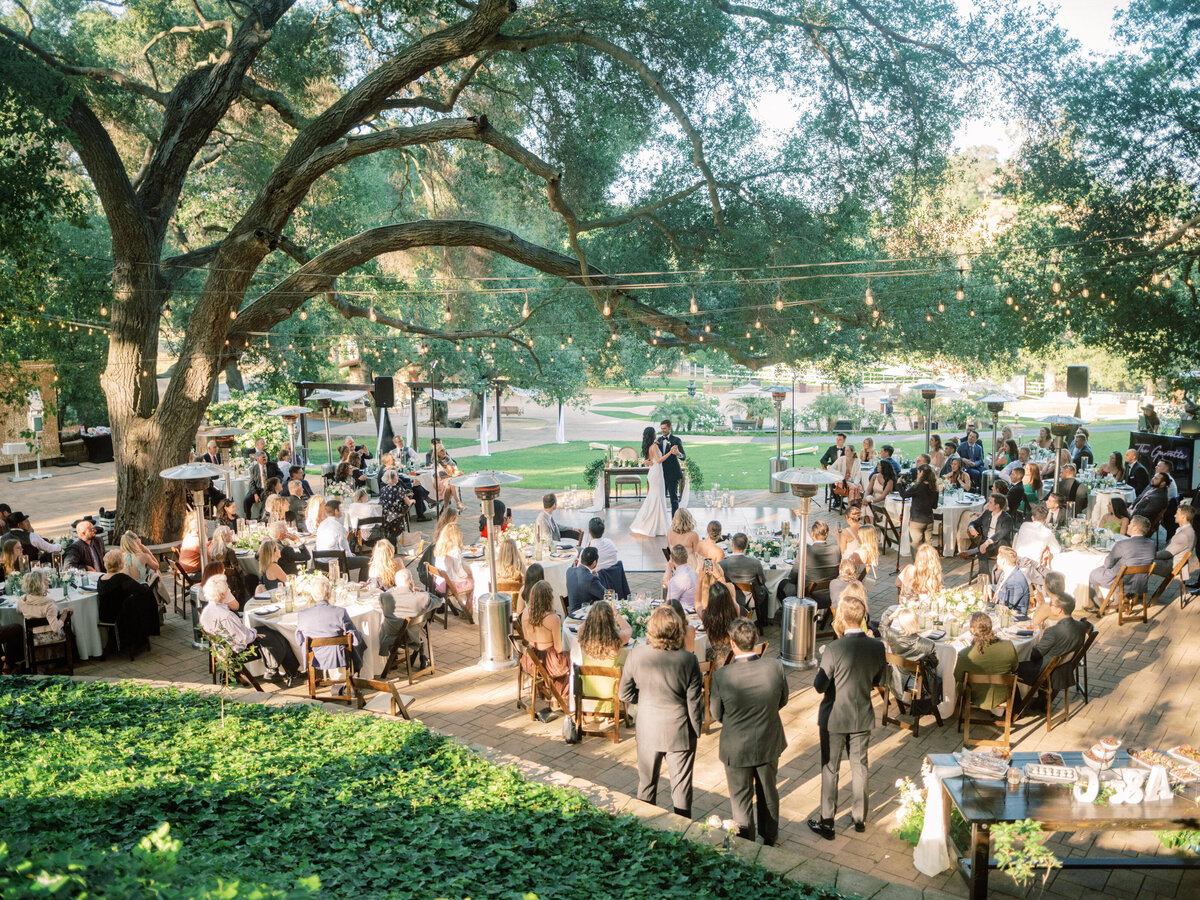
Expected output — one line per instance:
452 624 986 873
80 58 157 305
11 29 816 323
0 678 839 899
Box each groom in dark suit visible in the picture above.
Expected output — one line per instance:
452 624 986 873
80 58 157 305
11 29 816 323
657 419 686 516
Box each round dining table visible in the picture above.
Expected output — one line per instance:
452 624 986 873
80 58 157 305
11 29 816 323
0 585 105 661
1087 485 1137 526
885 492 987 558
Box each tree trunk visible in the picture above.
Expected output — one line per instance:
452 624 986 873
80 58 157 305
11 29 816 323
224 362 245 393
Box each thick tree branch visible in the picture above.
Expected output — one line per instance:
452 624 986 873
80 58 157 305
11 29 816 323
487 28 726 230
377 50 492 115
161 242 224 290
240 75 310 128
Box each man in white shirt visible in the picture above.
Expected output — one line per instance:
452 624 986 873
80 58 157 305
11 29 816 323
1013 503 1061 564
1000 447 1032 479
535 493 582 543
663 545 699 611
314 500 369 580
583 517 619 571
4 512 61 561
199 574 300 683
344 488 378 533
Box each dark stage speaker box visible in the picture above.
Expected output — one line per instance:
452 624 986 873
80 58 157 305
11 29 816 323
373 375 395 408
1066 366 1089 399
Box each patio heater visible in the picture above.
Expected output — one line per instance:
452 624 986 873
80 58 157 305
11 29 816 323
161 461 222 570
1040 414 1087 497
977 393 1017 496
772 467 841 669
307 394 335 472
448 469 523 671
268 406 310 467
204 427 245 503
910 382 947 455
765 386 791 493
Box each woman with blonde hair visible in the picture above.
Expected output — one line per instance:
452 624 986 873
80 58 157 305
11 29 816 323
433 521 474 618
954 611 1018 708
121 530 170 617
17 570 71 645
258 540 287 590
519 580 570 708
0 538 23 577
263 493 290 524
434 448 464 510
860 436 877 466
433 505 458 542
178 514 203 573
837 504 865 555
495 538 526 588
846 524 880 575
897 542 943 601
831 444 863 504
305 494 326 534
667 509 700 559
209 525 249 603
366 538 399 589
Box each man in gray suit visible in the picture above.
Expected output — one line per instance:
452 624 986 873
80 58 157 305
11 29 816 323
377 567 440 669
720 533 768 626
618 606 704 818
1157 505 1195 581
709 618 789 845
808 594 886 840
1018 590 1089 688
535 493 582 543
1086 515 1158 612
295 574 365 676
781 520 841 608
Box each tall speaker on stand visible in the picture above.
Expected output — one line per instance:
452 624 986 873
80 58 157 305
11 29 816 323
372 376 395 460
1067 365 1089 420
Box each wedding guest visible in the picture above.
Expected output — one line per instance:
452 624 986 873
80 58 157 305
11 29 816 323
1013 504 1060 564
846 525 880 575
697 520 726 564
820 433 848 468
709 617 789 846
897 542 943 602
432 521 475 615
4 511 59 561
377 562 439 667
668 509 701 558
663 545 699 612
201 572 300 685
665 597 697 654
495 538 527 589
519 581 570 714
344 488 377 533
860 436 876 466
578 601 634 716
97 549 159 651
837 504 866 555
1156 505 1195 579
514 563 545 618
959 493 1013 579
809 594 886 839
1017 592 1087 688
582 517 620 571
535 493 582 542
379 468 413 536
17 570 72 647
1098 451 1126 480
314 500 369 581
0 538 23 577
719 533 767 626
830 445 863 508
899 464 938 552
929 434 946 472
1086 515 1157 611
252 540 283 590
943 456 972 492
618 605 704 818
178 515 203 574
208 526 249 604
119 530 169 615
1045 492 1069 528
305 494 327 535
214 498 240 531
64 518 106 572
701 580 739 665
566 547 605 616
782 520 840 607
295 573 364 677
954 612 1017 708
989 547 1030 615
829 558 860 609
879 607 940 705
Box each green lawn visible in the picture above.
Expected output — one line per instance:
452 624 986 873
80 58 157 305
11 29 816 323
0 678 838 900
305 433 475 466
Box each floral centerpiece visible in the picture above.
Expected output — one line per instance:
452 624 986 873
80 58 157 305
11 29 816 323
4 573 23 596
228 455 248 475
929 585 986 619
615 595 654 640
324 481 353 500
747 537 782 560
290 571 329 607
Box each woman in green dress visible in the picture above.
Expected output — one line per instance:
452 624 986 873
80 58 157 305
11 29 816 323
954 611 1017 709
578 600 633 715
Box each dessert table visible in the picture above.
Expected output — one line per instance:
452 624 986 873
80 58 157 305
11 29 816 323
0 585 104 661
928 750 1200 900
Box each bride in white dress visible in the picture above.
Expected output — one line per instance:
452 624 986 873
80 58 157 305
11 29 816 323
630 426 671 537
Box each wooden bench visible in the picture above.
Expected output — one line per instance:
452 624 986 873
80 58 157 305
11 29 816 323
500 404 522 416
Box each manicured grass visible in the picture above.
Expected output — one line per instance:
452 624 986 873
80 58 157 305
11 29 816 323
305 433 475 466
0 678 838 900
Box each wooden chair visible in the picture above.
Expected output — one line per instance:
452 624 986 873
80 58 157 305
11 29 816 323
167 553 200 618
1014 654 1067 732
495 576 524 598
1098 564 1153 623
613 447 642 500
1150 551 1191 608
931 511 945 554
381 611 436 686
958 672 1018 750
304 634 355 703
424 562 471 625
871 503 902 553
205 637 265 691
879 653 943 737
512 635 570 721
22 614 75 675
1073 623 1100 704
351 677 416 720
353 516 388 553
573 664 627 743
311 549 349 577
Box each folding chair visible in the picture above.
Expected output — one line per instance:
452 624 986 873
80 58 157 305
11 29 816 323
1013 654 1066 732
311 549 349 577
959 672 1018 750
354 516 388 554
1150 551 1191 608
381 611 436 685
351 677 416 720
1099 564 1153 624
871 503 902 553
573 664 627 743
168 553 200 618
879 653 943 737
424 562 471 625
304 634 355 703
512 635 570 721
1073 622 1100 704
22 614 75 675
205 635 265 691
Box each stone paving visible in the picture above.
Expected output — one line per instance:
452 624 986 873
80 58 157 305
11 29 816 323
10 477 1200 899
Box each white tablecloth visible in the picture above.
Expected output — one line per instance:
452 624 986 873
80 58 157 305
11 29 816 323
1051 542 1125 605
1088 486 1137 526
930 627 1035 719
561 618 709 667
223 473 251 511
468 554 574 603
0 586 104 661
885 494 986 558
245 593 388 679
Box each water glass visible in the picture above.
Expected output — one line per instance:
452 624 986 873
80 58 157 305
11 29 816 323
947 617 960 638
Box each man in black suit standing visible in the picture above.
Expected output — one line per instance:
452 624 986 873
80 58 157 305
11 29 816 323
1124 449 1150 497
1086 515 1158 612
618 606 704 818
959 493 1013 580
709 618 789 845
808 594 886 840
657 419 686 517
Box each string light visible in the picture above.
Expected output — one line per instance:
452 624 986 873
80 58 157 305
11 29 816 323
1081 288 1089 298
704 324 710 332
1163 277 1172 288
754 318 761 329
690 293 698 314
300 310 307 320
1006 295 1013 305
100 305 108 316
937 302 945 312
864 282 873 305
603 301 611 316
369 306 377 322
1052 278 1061 293
443 306 451 322
521 294 530 318
956 284 965 301
230 309 238 320
1152 272 1161 284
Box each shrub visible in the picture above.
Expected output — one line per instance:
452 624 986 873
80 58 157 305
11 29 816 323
803 392 865 432
0 678 840 900
204 391 292 455
652 396 723 431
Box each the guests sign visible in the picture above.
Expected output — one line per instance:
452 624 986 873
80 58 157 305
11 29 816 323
1129 431 1199 493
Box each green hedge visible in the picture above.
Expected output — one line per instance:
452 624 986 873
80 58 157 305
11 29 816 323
0 679 839 899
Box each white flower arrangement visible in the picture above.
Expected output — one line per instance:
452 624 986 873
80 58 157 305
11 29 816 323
324 481 353 500
615 595 655 640
234 525 269 552
290 571 329 607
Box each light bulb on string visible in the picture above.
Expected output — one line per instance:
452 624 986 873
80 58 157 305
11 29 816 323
1081 288 1089 298
300 310 307 320
230 309 238 320
567 335 572 344
704 324 711 333
655 328 661 337
865 282 873 305
521 294 530 318
775 296 783 312
745 331 751 338
754 318 761 329
369 306 377 322
871 309 878 318
603 301 610 316
956 284 965 301
690 294 698 314
1164 277 1172 288
100 305 108 316
1052 279 1060 293
937 302 945 312
1006 295 1013 305
1152 272 1160 284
